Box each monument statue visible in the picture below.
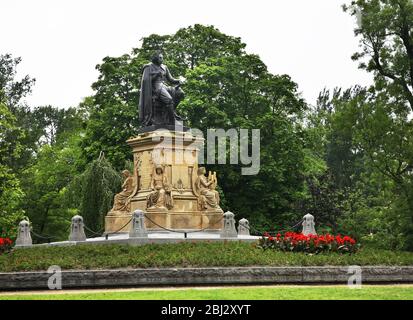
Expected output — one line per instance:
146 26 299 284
139 51 185 130
110 170 134 213
194 167 221 211
105 52 224 233
147 165 174 210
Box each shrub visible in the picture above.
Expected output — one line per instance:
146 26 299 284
259 232 359 254
0 237 13 255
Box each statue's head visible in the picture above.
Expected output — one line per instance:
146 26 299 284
197 167 206 175
155 165 164 175
303 213 314 225
122 170 131 178
151 51 164 65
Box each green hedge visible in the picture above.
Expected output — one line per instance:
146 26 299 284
0 242 412 272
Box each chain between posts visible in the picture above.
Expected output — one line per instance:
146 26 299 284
104 218 133 240
83 225 104 237
30 230 59 244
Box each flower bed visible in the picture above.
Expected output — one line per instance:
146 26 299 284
0 238 13 255
259 232 359 254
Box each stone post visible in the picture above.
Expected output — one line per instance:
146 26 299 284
238 218 250 236
69 215 87 241
220 212 237 238
129 210 148 238
15 220 32 246
302 213 317 236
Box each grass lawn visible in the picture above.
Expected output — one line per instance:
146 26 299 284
1 285 412 300
1 242 412 272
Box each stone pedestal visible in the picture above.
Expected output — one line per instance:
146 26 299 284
221 211 237 238
105 130 224 233
69 215 87 241
15 220 32 246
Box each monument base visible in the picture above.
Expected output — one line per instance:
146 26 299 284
105 210 224 234
105 214 132 234
104 130 225 234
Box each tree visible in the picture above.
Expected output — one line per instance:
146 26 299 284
343 0 413 249
20 141 80 240
344 0 413 110
0 54 35 109
181 55 307 228
307 84 413 249
0 100 25 238
67 154 121 234
18 109 86 240
11 105 86 172
0 54 35 238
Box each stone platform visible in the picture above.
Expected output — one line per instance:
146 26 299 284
15 231 260 248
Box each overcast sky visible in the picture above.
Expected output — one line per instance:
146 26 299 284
1 0 372 108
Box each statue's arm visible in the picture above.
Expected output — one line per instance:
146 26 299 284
165 66 180 85
127 177 134 191
200 176 212 188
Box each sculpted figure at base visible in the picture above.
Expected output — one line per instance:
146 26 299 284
194 167 221 211
110 170 134 213
147 165 173 210
139 51 185 128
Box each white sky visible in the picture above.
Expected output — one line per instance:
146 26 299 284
0 0 372 108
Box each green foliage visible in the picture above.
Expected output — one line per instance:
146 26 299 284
0 101 24 238
12 106 86 241
181 54 307 228
20 139 82 241
67 155 121 234
309 85 413 250
344 0 413 109
0 243 411 272
0 54 35 108
12 105 86 172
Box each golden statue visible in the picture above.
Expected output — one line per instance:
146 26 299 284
111 170 134 213
194 167 220 211
147 165 173 210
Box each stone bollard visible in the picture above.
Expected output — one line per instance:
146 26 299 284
302 213 317 236
220 211 237 238
129 210 148 238
15 219 32 246
237 218 250 236
69 215 87 241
